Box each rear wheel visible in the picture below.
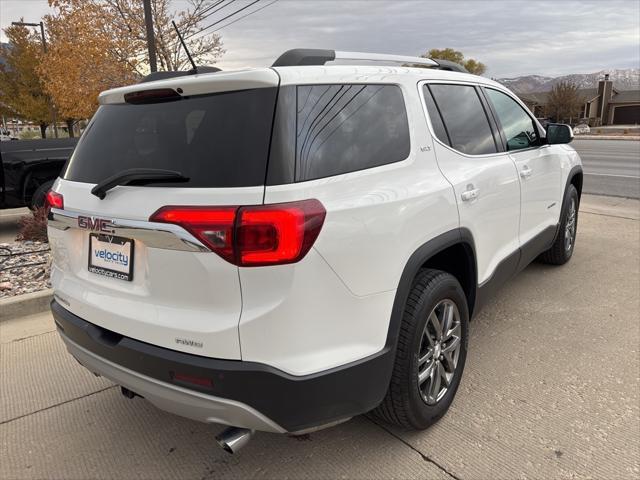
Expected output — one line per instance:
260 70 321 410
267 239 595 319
539 184 579 265
30 179 54 210
372 269 469 429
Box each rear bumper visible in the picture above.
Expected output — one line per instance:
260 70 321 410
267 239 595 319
52 300 394 433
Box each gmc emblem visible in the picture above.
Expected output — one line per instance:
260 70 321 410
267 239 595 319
78 216 115 233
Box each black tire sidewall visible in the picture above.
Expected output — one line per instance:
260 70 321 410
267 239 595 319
405 274 469 428
30 180 54 210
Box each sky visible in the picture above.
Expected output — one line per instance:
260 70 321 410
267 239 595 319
1 0 639 78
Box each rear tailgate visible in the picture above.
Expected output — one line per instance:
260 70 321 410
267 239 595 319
48 69 280 360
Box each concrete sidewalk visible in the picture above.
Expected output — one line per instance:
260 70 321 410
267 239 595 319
1 195 639 480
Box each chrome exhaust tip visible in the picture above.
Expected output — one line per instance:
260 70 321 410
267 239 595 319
215 427 254 454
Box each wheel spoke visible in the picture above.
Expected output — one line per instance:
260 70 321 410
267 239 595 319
423 328 435 347
441 303 453 337
429 312 442 340
418 361 435 386
429 363 441 401
418 350 433 366
440 362 452 387
443 323 461 342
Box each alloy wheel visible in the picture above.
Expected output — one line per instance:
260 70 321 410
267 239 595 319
417 299 462 405
565 198 576 252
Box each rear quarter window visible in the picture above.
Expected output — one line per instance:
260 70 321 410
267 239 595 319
294 84 410 182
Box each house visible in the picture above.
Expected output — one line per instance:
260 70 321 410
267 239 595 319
517 74 640 126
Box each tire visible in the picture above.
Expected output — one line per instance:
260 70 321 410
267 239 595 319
30 179 54 210
538 184 579 265
372 269 469 430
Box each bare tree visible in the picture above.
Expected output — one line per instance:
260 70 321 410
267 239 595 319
546 81 583 123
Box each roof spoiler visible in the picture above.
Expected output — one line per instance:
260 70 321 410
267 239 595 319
139 66 222 84
271 48 469 73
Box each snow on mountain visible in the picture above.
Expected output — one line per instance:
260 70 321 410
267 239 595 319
497 69 640 93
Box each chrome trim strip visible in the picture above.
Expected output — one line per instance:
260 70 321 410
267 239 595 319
47 209 210 253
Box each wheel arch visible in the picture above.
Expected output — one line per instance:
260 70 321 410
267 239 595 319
385 228 478 352
567 165 583 202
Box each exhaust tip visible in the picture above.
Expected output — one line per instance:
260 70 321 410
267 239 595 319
215 427 254 454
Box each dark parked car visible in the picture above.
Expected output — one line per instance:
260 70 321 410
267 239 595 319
0 137 77 209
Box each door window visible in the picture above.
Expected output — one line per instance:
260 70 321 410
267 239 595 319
485 88 539 151
426 84 497 156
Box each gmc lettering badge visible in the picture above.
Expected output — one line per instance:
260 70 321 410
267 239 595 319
78 216 115 233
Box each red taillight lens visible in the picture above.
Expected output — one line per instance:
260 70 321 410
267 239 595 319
46 190 64 209
149 206 237 263
236 200 325 266
149 199 326 267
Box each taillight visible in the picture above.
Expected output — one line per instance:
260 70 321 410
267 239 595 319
46 190 64 209
149 206 236 263
149 199 326 267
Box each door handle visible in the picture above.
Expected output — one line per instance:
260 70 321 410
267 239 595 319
461 186 479 202
520 165 533 178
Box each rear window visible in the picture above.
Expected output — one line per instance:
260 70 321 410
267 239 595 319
63 88 277 188
294 84 410 182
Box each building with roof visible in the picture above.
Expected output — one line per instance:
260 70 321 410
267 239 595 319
517 74 640 126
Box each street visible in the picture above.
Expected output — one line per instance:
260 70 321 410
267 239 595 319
573 139 640 198
1 194 638 480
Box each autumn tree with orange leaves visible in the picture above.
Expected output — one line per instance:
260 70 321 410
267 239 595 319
0 24 53 138
37 0 224 127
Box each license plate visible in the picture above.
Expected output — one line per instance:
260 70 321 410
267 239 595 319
88 234 134 281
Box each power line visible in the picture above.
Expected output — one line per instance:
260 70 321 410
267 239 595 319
199 0 237 23
185 0 261 40
209 0 279 33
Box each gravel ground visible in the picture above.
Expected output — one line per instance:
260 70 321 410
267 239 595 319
0 241 51 298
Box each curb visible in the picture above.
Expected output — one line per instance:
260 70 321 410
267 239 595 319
0 288 53 322
575 135 640 141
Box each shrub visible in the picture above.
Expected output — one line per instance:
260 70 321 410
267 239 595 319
17 207 49 242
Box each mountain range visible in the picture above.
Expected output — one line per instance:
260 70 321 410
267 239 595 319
497 69 639 93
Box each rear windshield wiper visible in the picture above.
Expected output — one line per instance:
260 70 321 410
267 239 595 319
91 168 190 199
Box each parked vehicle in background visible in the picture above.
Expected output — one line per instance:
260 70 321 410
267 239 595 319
47 48 582 454
0 130 18 141
0 137 78 209
573 123 591 135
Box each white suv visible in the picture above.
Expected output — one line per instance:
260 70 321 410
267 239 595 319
48 49 582 453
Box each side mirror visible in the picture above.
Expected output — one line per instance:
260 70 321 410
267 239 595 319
546 123 573 144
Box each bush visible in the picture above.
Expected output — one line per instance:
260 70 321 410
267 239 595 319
17 207 49 242
18 130 43 140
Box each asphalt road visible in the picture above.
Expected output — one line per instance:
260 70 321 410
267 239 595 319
572 139 640 198
1 194 638 480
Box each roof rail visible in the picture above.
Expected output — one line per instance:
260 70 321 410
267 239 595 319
271 48 469 73
139 66 222 84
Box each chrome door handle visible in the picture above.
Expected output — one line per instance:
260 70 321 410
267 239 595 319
461 187 479 202
520 165 533 178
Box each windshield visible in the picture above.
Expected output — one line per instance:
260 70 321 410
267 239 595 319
63 88 278 188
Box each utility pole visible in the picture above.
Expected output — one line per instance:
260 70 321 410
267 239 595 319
12 20 59 138
143 0 158 72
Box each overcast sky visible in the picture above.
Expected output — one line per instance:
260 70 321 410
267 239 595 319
1 0 639 78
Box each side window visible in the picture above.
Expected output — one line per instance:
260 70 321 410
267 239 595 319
422 86 450 145
295 84 410 182
428 84 497 156
485 88 538 151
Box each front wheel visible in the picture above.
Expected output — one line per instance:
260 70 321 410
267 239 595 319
539 184 579 265
372 269 469 430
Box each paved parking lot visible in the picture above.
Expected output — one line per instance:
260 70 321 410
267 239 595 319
1 194 639 480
